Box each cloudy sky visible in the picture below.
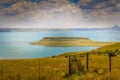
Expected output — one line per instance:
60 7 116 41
0 0 120 28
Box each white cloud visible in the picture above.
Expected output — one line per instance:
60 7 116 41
0 0 89 28
0 0 120 28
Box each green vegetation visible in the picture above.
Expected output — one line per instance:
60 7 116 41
90 42 120 55
58 42 120 57
30 36 114 47
0 43 120 80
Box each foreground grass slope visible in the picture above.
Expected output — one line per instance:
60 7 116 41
0 43 120 80
0 58 68 80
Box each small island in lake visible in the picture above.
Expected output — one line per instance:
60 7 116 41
30 36 114 47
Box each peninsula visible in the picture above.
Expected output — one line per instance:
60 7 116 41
30 36 114 47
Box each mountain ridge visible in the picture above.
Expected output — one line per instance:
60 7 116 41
0 25 120 32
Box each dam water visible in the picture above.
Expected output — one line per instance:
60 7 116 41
0 30 120 59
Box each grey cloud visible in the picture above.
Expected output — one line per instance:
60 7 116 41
1 0 81 17
116 3 120 9
0 0 84 28
0 0 120 28
81 0 120 18
94 2 106 9
2 1 39 16
79 0 91 6
0 0 14 4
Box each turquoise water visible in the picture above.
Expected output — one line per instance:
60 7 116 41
0 30 120 59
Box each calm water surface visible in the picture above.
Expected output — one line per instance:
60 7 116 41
0 30 120 59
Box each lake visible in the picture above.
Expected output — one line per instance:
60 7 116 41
0 30 120 59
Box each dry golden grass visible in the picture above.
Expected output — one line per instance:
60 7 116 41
0 58 68 80
0 43 120 80
1 54 120 80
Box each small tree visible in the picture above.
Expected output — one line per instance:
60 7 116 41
108 49 120 57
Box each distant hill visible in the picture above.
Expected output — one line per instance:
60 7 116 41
30 36 113 47
0 25 120 32
111 25 120 30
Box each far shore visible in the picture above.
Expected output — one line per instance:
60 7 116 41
30 36 114 47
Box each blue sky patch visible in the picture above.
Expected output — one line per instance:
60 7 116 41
2 2 15 8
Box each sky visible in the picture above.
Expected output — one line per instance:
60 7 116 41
0 0 120 28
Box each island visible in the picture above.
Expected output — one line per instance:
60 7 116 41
30 36 114 47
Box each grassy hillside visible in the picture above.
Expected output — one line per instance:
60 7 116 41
0 43 120 80
57 42 120 57
89 42 120 55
